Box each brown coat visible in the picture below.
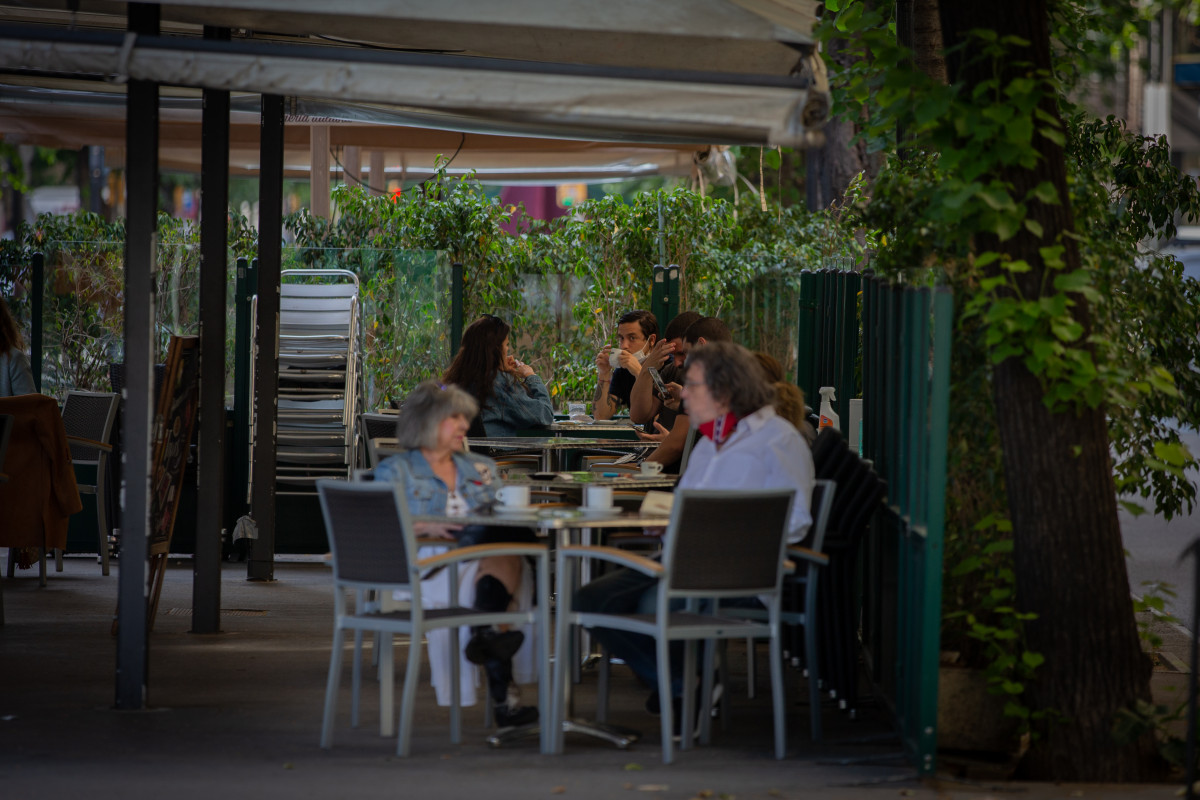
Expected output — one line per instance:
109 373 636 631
0 394 83 548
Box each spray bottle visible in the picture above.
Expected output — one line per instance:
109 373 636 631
818 386 840 432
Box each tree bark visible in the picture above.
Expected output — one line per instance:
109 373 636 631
938 1 1160 781
807 34 880 210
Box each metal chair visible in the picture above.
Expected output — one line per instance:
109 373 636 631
724 478 836 741
552 488 796 763
0 413 11 625
0 413 12 484
316 479 552 756
60 391 119 575
360 412 398 468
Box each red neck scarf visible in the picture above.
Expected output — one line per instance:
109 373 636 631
698 411 740 447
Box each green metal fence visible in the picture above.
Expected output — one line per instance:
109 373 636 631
799 269 951 776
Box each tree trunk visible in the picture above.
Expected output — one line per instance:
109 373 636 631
807 34 881 210
938 1 1160 781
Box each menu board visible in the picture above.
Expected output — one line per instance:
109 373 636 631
149 335 200 555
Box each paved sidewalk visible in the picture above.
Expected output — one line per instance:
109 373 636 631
0 556 1186 800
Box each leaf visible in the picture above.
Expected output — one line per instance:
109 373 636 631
1022 651 1046 669
978 186 1016 211
1154 440 1191 467
624 763 645 771
1023 218 1044 238
1029 181 1061 205
1040 126 1067 146
1054 269 1093 293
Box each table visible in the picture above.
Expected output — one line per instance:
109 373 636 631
539 421 644 440
414 506 670 750
502 471 678 491
466 436 656 471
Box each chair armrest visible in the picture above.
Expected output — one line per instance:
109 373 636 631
66 435 113 452
787 545 829 567
416 541 548 570
558 544 663 577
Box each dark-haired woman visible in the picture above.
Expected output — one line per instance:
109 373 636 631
0 297 35 397
443 315 553 436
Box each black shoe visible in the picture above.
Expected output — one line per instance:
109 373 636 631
465 629 525 665
494 704 539 728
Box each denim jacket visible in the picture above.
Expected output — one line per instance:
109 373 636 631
480 372 554 437
0 347 36 397
375 448 500 514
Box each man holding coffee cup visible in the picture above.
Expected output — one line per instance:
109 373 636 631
593 310 657 421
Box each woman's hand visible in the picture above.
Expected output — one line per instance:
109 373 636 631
506 354 535 378
413 521 462 540
635 420 670 442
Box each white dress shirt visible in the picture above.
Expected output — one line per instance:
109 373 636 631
678 406 815 542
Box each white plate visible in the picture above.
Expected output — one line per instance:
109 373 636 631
577 505 622 516
494 504 538 515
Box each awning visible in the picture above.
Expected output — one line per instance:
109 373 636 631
0 81 707 182
0 0 828 149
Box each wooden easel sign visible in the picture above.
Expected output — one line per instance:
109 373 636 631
147 335 200 625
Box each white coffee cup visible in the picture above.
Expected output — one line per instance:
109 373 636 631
495 484 530 508
639 460 664 476
584 485 613 509
608 350 622 369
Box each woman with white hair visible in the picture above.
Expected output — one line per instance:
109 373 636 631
375 380 539 728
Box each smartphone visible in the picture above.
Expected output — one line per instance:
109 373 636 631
647 366 669 400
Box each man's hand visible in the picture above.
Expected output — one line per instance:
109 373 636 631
594 344 614 379
644 338 675 370
661 382 683 410
635 420 671 442
413 521 462 540
615 348 643 376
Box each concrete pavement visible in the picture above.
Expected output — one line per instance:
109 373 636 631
0 555 1187 799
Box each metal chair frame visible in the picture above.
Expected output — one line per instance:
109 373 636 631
316 479 552 756
551 488 796 763
60 391 119 575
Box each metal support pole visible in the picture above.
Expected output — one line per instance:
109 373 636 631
1184 537 1200 799
450 261 464 357
193 25 230 633
30 251 42 392
116 1 158 710
248 94 283 581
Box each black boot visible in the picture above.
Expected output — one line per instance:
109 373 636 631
484 656 539 729
465 575 524 665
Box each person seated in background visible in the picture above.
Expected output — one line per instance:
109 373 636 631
443 314 554 437
593 309 657 421
753 351 816 445
574 341 815 731
628 310 701 432
0 297 36 397
375 381 540 728
635 316 732 473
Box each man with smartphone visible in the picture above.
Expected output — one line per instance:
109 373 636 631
631 315 732 472
593 309 657 421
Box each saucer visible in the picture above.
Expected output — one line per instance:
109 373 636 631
494 504 537 515
577 505 622 516
632 473 666 480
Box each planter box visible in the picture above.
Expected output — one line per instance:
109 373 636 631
937 665 1021 754
1150 651 1192 740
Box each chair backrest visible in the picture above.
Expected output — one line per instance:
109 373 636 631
61 391 119 462
316 479 416 589
360 412 398 443
0 413 12 475
808 478 836 554
662 489 794 596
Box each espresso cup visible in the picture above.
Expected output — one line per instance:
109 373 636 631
608 350 622 369
584 485 613 509
639 460 664 476
495 484 530 508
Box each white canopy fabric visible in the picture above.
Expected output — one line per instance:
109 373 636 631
0 0 828 148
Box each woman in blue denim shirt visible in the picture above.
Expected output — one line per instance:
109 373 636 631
443 314 553 437
375 381 539 728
